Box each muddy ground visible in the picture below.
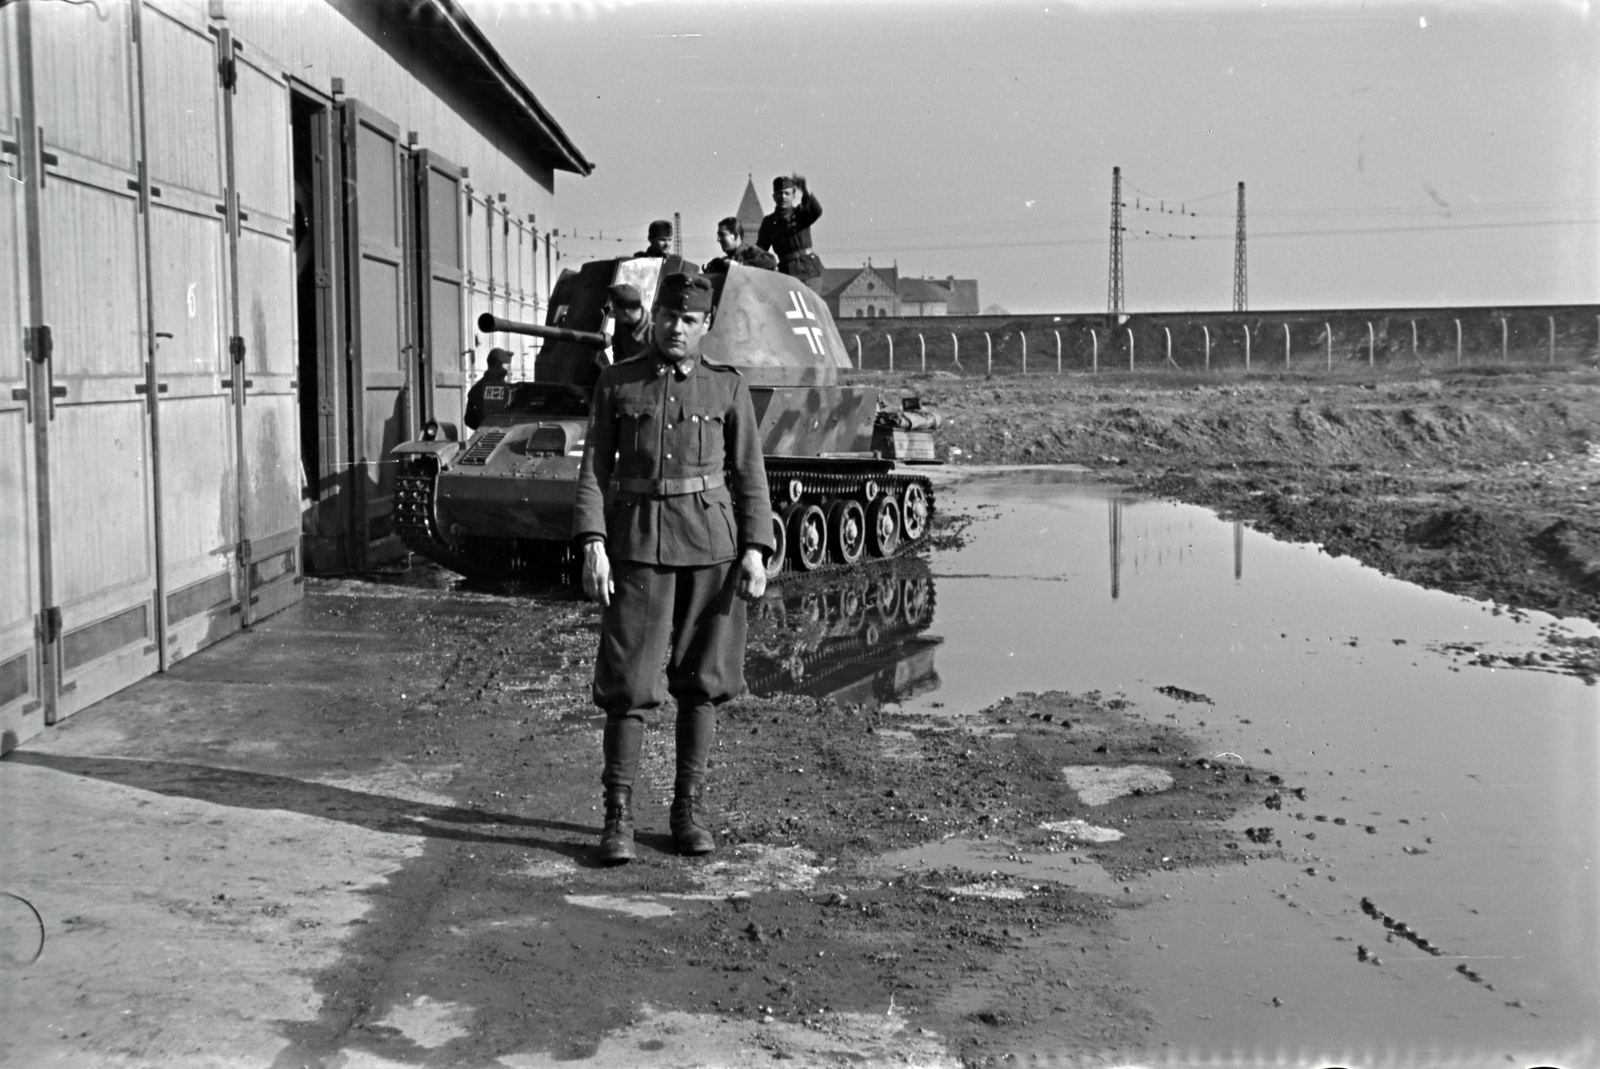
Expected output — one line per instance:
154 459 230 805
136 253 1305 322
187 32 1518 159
881 363 1600 662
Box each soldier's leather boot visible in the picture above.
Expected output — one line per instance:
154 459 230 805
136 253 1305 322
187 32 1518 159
598 786 636 864
670 778 714 856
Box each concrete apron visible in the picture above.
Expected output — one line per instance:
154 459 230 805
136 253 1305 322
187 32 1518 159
0 581 961 1069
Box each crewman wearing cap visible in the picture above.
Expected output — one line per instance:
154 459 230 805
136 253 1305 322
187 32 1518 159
756 174 823 291
463 348 511 431
574 271 775 865
606 283 652 364
703 217 778 275
637 219 673 258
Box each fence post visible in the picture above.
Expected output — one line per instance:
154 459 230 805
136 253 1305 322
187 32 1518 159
1054 330 1062 374
1203 324 1211 370
1126 327 1135 371
1455 318 1462 367
855 334 863 367
1367 321 1375 367
1020 332 1027 375
886 333 894 372
1325 322 1332 371
1164 326 1176 368
951 332 960 369
1284 322 1291 368
1090 329 1099 374
1549 315 1556 364
984 332 992 377
919 333 926 372
1501 316 1508 361
1244 324 1251 371
1410 320 1418 363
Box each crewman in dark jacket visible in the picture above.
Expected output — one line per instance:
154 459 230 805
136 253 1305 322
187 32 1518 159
574 272 774 864
703 217 778 274
756 175 823 291
463 348 510 430
636 219 673 258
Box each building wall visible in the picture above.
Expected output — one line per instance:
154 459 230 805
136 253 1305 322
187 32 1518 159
837 267 899 319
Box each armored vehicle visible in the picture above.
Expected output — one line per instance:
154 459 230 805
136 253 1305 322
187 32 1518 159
392 256 937 579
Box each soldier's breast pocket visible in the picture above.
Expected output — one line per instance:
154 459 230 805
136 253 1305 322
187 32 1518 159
687 407 725 466
616 403 653 460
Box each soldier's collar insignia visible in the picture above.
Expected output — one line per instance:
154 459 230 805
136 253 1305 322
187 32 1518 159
654 354 696 380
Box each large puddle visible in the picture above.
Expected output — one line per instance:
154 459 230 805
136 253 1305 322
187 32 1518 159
757 469 1600 1062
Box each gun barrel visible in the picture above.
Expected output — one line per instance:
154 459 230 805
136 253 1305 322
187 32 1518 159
478 312 607 349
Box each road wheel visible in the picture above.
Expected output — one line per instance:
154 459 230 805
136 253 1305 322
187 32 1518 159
829 499 866 565
874 576 901 619
763 514 787 580
867 495 901 557
901 577 933 626
901 483 930 543
789 504 828 572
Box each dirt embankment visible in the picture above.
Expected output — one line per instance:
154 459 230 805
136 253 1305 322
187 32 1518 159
863 366 1600 627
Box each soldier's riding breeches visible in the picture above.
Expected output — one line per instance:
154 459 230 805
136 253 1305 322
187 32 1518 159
594 559 747 790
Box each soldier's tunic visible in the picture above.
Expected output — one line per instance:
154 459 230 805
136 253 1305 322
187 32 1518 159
703 243 778 274
574 349 774 789
610 316 652 364
756 190 823 288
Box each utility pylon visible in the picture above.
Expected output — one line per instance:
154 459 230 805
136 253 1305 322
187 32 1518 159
1107 166 1124 319
673 211 683 257
1232 182 1247 313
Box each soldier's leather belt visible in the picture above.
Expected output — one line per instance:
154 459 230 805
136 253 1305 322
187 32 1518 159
612 472 726 497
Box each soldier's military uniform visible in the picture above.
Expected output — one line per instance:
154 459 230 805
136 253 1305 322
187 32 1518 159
703 243 778 274
574 273 774 863
635 219 673 258
757 176 823 290
463 349 510 430
607 283 652 364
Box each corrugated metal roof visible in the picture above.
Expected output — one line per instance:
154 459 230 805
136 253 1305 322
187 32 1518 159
378 0 592 175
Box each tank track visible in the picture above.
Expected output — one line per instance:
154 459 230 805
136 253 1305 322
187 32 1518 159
393 461 571 579
764 464 936 580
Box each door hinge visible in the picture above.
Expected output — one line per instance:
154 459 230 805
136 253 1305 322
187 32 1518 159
218 30 237 91
43 606 62 645
229 335 246 364
237 540 252 564
24 324 53 364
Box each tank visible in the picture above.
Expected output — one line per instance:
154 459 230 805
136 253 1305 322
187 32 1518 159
391 256 939 579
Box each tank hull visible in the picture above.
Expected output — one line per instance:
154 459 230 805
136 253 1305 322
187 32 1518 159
393 257 938 580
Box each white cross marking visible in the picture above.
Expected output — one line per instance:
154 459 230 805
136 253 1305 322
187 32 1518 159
791 325 825 354
785 290 816 321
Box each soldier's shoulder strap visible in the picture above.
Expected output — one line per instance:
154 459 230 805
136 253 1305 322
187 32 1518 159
699 356 742 376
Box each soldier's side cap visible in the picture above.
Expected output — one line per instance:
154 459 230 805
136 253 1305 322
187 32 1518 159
486 347 511 367
648 219 673 238
657 272 714 313
607 283 642 308
772 175 795 192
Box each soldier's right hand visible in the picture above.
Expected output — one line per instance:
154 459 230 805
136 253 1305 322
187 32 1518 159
582 540 614 607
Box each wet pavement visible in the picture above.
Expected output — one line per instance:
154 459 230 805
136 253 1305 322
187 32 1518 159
909 469 1600 1062
3 466 1597 1067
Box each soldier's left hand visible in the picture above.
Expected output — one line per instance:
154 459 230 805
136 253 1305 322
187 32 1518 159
736 547 767 602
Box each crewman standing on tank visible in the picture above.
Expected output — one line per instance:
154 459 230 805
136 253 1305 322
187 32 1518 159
606 283 652 364
757 174 824 292
574 272 774 865
703 217 777 274
637 219 673 258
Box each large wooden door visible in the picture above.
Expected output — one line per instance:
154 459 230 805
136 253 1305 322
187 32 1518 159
138 0 241 661
27 0 159 719
415 149 465 434
224 31 301 619
0 9 44 749
463 183 499 378
341 99 411 567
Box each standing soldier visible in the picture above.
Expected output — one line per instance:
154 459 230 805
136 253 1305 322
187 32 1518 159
703 217 778 274
463 348 510 431
757 174 824 292
637 219 673 258
573 272 774 864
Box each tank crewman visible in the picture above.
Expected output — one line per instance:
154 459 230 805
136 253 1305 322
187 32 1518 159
703 217 778 274
756 174 824 292
463 348 511 430
607 283 653 364
574 272 774 865
636 219 673 258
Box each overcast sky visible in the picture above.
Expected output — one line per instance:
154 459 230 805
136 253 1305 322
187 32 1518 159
462 0 1598 315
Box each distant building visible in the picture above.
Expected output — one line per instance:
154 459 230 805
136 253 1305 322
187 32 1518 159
829 263 901 319
945 277 981 315
735 177 765 239
897 277 950 317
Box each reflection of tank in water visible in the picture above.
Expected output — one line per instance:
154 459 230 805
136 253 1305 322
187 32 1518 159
391 256 939 579
744 557 940 706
